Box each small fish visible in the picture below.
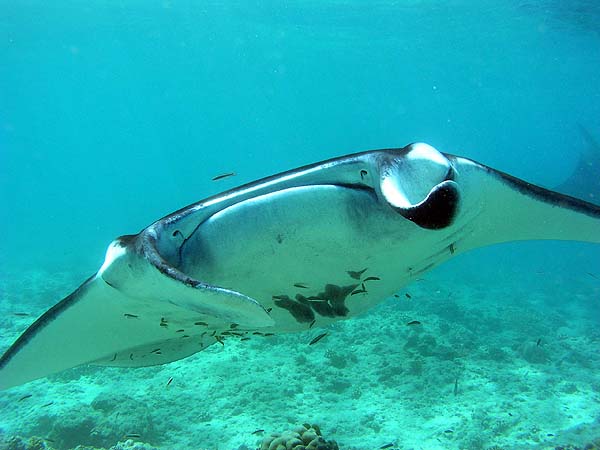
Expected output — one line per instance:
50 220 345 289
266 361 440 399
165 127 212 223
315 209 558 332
536 338 542 346
547 433 554 437
449 243 456 254
405 293 412 299
393 294 400 298
351 289 367 296
123 313 138 319
212 172 236 181
266 308 272 313
251 429 265 435
253 332 263 335
363 276 381 282
587 272 599 280
18 394 32 402
347 268 368 279
309 319 316 329
129 353 134 360
124 433 141 439
272 294 289 300
406 320 421 326
150 348 161 354
41 401 54 408
294 282 309 289
444 429 453 434
166 377 173 387
230 323 239 329
360 169 368 180
43 438 55 443
110 353 117 361
241 337 251 341
454 378 459 396
194 321 208 326
307 297 328 302
13 312 29 317
264 333 275 337
175 329 185 333
309 332 328 345
215 335 225 345
380 444 394 449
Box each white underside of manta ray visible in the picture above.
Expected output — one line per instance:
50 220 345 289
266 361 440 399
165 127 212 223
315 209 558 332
1 143 599 390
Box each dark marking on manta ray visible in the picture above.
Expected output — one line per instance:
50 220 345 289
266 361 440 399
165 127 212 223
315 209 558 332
266 308 272 313
273 294 315 323
449 243 456 254
241 337 250 341
172 229 184 239
347 268 368 279
230 323 239 329
110 353 117 361
264 333 275 336
215 336 225 346
309 332 328 345
129 353 134 360
211 172 236 181
360 169 368 180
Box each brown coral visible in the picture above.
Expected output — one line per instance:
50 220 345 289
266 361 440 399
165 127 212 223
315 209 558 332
258 423 339 450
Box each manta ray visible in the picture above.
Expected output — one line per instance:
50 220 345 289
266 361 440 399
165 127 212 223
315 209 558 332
1 143 599 390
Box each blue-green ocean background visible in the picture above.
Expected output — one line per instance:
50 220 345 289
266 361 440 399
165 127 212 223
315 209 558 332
1 1 600 449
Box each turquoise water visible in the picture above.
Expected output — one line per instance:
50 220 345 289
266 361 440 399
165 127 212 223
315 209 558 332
1 1 599 449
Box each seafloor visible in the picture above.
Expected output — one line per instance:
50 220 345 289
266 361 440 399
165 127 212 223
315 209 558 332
0 245 598 450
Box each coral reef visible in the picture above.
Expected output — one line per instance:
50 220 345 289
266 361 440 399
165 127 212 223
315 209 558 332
258 423 339 450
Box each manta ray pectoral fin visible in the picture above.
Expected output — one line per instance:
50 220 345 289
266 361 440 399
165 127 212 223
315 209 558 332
449 155 600 249
0 239 273 390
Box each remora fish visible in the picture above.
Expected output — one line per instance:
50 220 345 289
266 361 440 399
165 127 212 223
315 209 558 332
0 143 599 390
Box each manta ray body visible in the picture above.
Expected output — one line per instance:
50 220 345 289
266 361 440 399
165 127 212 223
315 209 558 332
1 143 599 390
